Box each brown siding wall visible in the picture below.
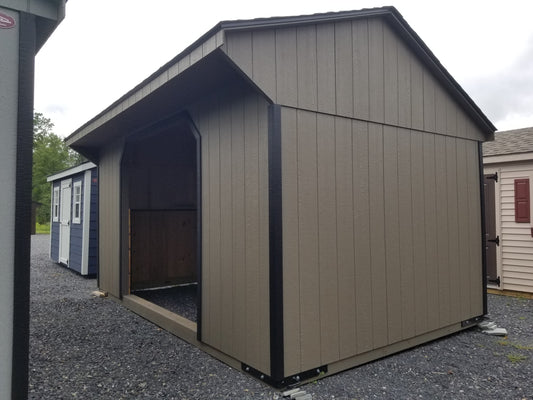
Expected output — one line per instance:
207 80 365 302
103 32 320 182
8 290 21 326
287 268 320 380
98 137 124 297
280 107 483 376
189 86 271 375
224 18 485 142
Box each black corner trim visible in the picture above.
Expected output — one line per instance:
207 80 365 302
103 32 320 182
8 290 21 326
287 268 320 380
478 142 488 316
268 104 284 380
242 363 327 389
13 12 36 400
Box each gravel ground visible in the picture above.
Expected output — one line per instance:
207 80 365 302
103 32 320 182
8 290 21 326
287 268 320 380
30 234 533 399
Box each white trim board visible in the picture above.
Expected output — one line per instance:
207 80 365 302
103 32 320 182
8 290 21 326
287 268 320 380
47 162 96 182
81 170 92 275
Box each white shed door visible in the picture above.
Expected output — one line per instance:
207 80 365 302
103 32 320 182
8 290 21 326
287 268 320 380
59 179 72 265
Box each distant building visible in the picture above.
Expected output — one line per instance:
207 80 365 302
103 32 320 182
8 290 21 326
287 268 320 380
47 162 99 276
483 126 533 294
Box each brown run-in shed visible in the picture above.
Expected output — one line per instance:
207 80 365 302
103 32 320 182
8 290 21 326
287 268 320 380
66 7 496 387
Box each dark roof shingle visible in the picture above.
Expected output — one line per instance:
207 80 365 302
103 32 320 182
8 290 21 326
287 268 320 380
483 127 533 156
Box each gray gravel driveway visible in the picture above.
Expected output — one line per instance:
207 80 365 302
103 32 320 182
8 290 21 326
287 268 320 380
30 234 533 399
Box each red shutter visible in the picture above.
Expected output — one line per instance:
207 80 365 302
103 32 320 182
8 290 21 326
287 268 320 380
515 178 530 223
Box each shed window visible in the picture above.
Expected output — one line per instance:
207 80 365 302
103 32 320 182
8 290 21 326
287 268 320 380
52 186 59 222
73 181 82 224
514 178 530 223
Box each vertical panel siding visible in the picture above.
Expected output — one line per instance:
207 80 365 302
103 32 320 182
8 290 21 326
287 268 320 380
397 40 411 127
317 114 340 363
446 138 461 321
275 28 298 107
335 21 353 117
352 121 373 352
397 129 415 339
368 19 384 123
368 123 388 349
219 100 234 354
456 139 472 320
281 107 300 376
335 116 356 357
352 19 369 120
296 25 318 111
98 138 123 297
435 135 450 326
423 134 439 331
316 23 336 114
225 18 487 142
230 97 246 360
491 164 533 293
252 30 276 100
383 25 399 126
190 86 270 375
410 131 428 334
296 110 321 369
281 107 485 373
383 127 402 343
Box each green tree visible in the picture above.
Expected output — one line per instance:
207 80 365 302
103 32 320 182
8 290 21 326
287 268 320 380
32 112 85 224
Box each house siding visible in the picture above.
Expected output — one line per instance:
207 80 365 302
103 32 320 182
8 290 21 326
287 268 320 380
189 85 271 376
280 107 484 376
485 162 533 293
224 18 484 143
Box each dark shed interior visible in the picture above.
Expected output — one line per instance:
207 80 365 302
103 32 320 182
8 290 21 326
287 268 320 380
121 119 199 311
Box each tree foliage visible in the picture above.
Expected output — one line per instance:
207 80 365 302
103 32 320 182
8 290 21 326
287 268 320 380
32 112 85 224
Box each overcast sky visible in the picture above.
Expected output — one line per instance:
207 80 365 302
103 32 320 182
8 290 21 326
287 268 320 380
34 0 533 137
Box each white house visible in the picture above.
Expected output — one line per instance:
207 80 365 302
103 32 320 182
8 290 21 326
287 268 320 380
483 126 533 295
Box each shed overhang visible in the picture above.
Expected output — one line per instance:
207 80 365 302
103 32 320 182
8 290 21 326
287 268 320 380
67 49 266 161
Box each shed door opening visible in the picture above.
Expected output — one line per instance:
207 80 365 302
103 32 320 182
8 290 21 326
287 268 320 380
59 179 72 265
122 118 199 321
484 174 499 286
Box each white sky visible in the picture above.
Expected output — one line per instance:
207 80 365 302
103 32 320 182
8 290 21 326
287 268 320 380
35 0 533 137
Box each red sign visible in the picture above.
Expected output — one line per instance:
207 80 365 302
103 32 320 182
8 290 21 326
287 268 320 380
0 12 15 29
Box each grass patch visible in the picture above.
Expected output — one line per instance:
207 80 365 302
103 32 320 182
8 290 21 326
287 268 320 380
497 339 533 350
507 354 528 363
35 222 50 234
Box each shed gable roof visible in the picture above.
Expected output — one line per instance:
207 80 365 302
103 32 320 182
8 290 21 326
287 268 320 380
483 127 533 157
66 6 495 153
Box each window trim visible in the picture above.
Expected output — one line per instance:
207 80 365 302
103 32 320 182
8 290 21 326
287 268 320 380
52 186 59 222
72 180 82 224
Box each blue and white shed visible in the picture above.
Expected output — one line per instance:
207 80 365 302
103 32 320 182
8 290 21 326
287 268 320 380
47 162 98 276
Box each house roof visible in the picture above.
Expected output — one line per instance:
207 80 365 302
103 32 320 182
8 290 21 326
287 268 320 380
483 127 533 157
46 161 96 182
66 6 495 158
